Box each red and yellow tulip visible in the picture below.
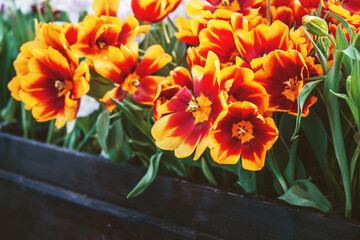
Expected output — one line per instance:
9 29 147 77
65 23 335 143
94 43 172 111
131 0 183 23
254 50 317 116
151 52 228 160
210 101 278 170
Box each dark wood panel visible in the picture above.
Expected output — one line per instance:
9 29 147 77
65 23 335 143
0 169 216 240
0 132 360 240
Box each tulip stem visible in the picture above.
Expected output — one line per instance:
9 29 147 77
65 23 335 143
304 75 327 81
20 103 29 139
36 2 45 22
267 150 288 194
350 142 360 183
46 120 55 144
162 21 171 45
76 124 97 151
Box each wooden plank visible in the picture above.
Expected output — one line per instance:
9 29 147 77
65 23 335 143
0 168 218 240
0 132 360 240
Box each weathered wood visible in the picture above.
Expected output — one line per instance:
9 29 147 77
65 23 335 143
0 132 360 240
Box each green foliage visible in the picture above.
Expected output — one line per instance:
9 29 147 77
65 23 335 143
279 179 333 212
127 152 163 198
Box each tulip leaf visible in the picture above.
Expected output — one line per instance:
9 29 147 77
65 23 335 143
291 79 323 141
107 119 131 163
303 28 329 74
96 111 110 155
284 137 299 185
161 151 187 178
301 111 329 170
330 90 360 129
237 161 257 194
279 179 332 212
327 12 355 41
335 25 349 50
336 26 352 75
127 152 163 198
201 157 218 186
341 46 360 60
351 50 360 115
111 97 152 140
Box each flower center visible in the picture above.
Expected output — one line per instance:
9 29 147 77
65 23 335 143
282 77 303 102
222 0 230 7
96 41 107 50
186 93 212 124
219 0 240 11
55 80 72 97
122 72 140 94
232 120 254 143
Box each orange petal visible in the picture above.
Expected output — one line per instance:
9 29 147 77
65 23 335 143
136 45 172 77
93 58 122 84
100 86 127 112
72 61 90 99
130 76 164 106
92 0 119 17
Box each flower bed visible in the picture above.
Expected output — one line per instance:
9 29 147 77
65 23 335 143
2 0 360 232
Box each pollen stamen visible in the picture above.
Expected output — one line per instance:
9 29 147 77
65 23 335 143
55 80 72 97
232 120 254 142
282 76 302 102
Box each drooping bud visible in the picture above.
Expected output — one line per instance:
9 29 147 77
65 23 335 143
302 15 329 37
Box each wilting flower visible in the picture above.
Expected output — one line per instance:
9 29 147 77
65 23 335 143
131 0 183 23
210 101 278 170
15 47 89 128
94 43 172 111
254 50 317 116
151 51 228 160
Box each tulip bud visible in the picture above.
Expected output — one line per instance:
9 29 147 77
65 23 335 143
302 15 329 37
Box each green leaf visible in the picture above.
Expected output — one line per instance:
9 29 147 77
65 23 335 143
201 158 218 186
330 90 360 129
279 179 333 212
335 25 349 50
335 26 352 75
301 111 329 170
291 79 323 141
324 50 352 218
1 98 19 122
341 45 360 60
279 113 296 149
106 119 131 163
161 151 187 178
111 97 152 141
127 152 163 198
327 11 355 41
303 28 329 74
284 137 299 185
351 49 360 119
237 162 257 194
96 111 110 155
